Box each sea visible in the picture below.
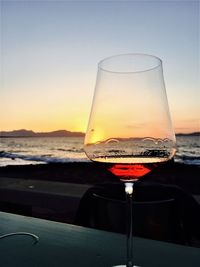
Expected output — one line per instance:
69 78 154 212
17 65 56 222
0 136 199 167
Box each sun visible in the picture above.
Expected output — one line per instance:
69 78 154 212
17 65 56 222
85 127 106 144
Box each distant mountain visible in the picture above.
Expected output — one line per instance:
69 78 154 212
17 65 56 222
176 132 200 137
0 129 85 137
1 129 199 138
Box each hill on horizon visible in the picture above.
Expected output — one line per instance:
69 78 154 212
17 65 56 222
0 129 199 138
176 132 200 137
0 129 85 137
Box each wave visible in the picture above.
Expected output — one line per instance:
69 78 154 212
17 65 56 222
175 154 200 165
56 148 84 153
0 151 89 164
1 150 199 166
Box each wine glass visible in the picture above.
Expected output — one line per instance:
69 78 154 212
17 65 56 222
84 53 176 267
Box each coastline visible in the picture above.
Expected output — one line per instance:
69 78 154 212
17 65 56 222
0 161 199 195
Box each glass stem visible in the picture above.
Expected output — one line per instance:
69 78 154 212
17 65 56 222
125 182 134 267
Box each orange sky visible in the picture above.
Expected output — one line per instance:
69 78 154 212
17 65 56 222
1 1 199 134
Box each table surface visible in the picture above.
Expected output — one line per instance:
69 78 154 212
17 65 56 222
0 212 199 267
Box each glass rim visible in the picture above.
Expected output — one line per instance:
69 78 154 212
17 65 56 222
98 53 162 74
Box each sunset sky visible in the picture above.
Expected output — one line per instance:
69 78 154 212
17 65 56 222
1 1 199 134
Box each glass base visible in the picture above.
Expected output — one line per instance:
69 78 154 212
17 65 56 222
0 232 39 244
112 265 140 267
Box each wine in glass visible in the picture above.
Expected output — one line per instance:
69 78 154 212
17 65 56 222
84 54 176 267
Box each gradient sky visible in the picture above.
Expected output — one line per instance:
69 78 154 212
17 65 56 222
1 0 199 134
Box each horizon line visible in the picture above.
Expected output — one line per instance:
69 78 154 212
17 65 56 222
0 129 199 136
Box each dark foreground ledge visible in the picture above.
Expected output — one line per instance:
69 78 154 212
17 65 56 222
1 211 200 267
0 162 199 194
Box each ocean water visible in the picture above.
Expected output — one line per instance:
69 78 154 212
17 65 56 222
175 135 200 165
0 136 199 166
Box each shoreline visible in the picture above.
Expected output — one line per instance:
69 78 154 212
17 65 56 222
0 161 199 194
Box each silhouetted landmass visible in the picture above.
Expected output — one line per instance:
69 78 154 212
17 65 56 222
0 129 199 138
0 129 85 137
176 132 200 137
